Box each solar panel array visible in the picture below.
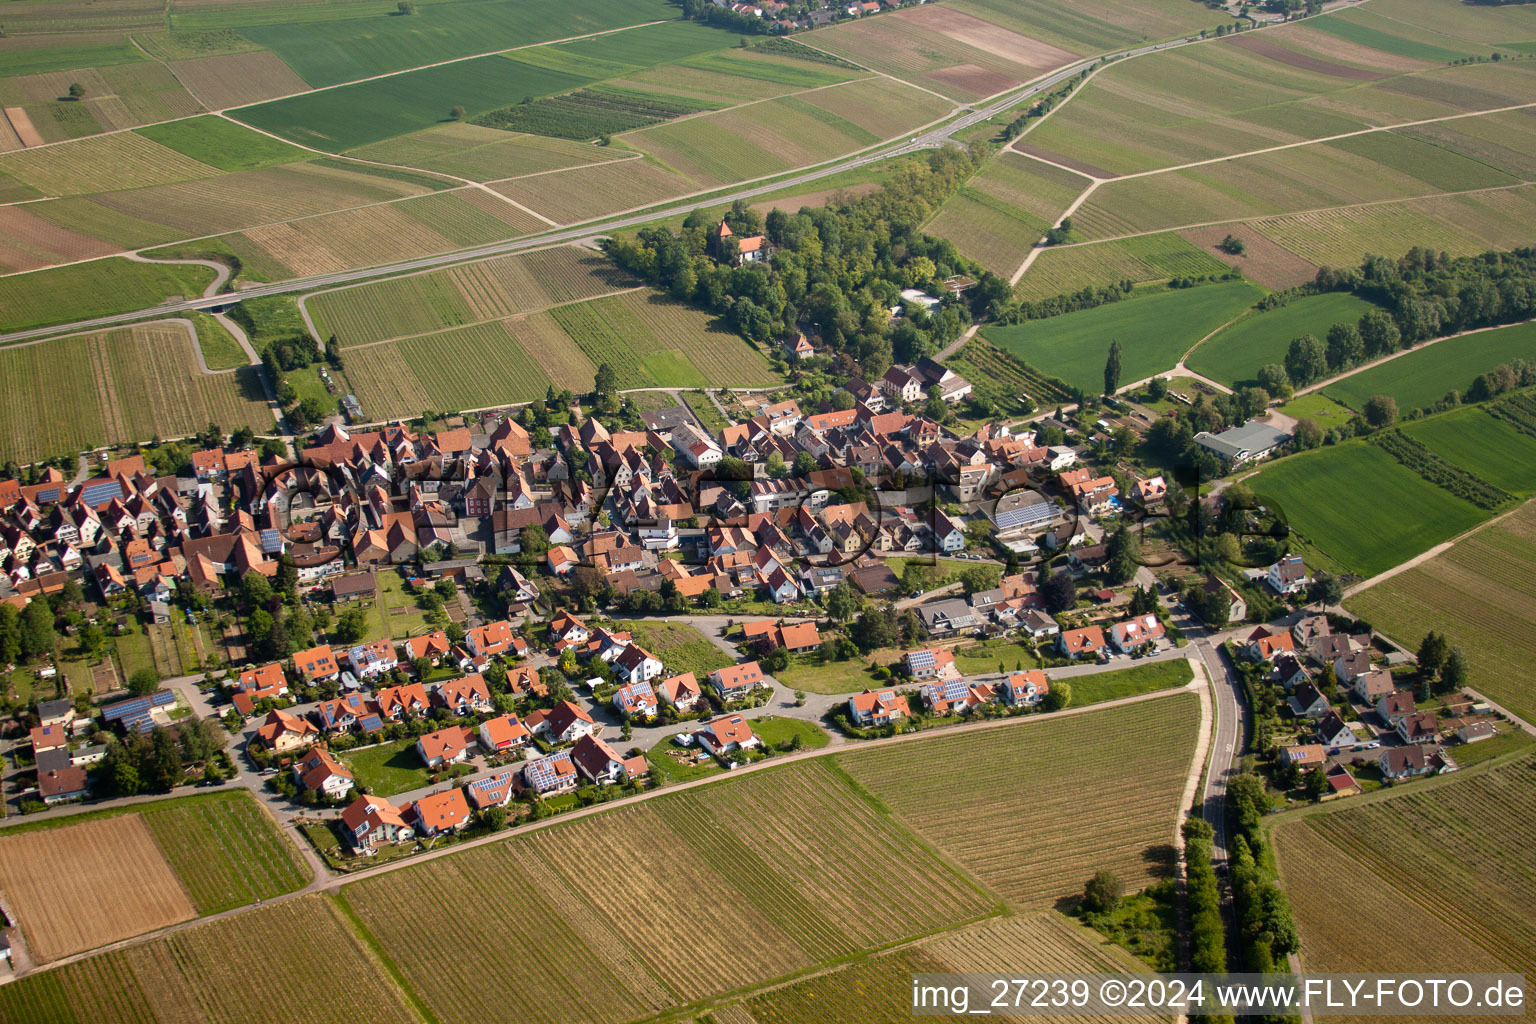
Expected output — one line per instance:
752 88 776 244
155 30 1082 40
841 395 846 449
993 493 1061 532
102 689 175 732
79 481 120 506
907 649 935 670
524 752 573 792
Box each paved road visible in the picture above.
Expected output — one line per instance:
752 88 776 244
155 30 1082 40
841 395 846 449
0 33 1224 349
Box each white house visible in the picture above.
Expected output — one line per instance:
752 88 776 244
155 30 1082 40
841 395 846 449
1267 555 1312 596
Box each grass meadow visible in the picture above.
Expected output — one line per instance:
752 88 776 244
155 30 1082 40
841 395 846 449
1186 292 1382 386
983 280 1263 393
1245 439 1486 578
1324 320 1536 412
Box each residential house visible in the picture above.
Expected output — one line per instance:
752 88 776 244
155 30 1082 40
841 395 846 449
1334 650 1373 683
433 674 493 715
1058 625 1108 661
28 723 68 755
521 751 578 795
407 788 472 837
255 709 317 753
612 644 664 687
1000 670 1049 707
1242 627 1295 662
1325 762 1362 796
1285 744 1327 770
1379 745 1430 780
1267 555 1312 596
848 686 910 726
465 769 518 810
341 794 415 852
549 610 590 646
39 767 89 805
571 733 646 786
695 714 760 759
1291 615 1331 646
314 693 381 735
348 639 399 679
404 630 452 667
1377 691 1416 728
905 648 959 680
527 700 596 744
1287 682 1330 719
1396 711 1439 745
1109 614 1165 654
464 620 517 659
478 714 531 754
918 678 991 716
292 644 341 685
416 725 474 769
1316 712 1358 751
658 672 705 712
293 747 355 800
1351 668 1396 704
1019 609 1060 641
375 683 431 721
709 661 767 700
232 662 289 714
613 679 659 719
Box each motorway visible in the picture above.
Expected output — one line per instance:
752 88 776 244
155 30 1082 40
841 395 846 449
0 35 1206 347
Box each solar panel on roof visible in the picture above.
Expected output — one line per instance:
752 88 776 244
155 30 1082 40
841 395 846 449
80 481 120 505
37 486 63 503
360 715 383 731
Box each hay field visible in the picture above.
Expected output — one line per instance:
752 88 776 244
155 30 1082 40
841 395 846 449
1072 129 1521 241
1275 753 1536 1011
341 759 996 1024
1347 496 1536 722
837 692 1201 905
803 3 1075 101
743 912 1169 1024
347 122 621 181
309 245 636 346
1015 232 1232 299
0 321 272 462
1185 292 1382 386
490 156 696 224
166 50 311 110
624 79 950 188
926 152 1090 274
0 815 194 963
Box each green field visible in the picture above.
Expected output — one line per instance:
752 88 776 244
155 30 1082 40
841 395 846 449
1324 321 1536 412
982 281 1263 394
138 791 312 913
0 258 213 334
234 55 597 151
1401 406 1536 498
233 0 679 87
1246 439 1487 578
1305 11 1479 63
345 737 433 796
1186 292 1382 386
1277 392 1356 432
1071 658 1194 706
135 116 311 172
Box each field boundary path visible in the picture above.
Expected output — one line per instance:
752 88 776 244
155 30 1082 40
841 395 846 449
1341 495 1532 598
1295 313 1536 399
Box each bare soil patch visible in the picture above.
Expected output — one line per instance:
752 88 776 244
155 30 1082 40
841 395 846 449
0 814 195 962
169 51 310 110
895 4 1075 71
4 107 44 148
1225 34 1390 81
0 204 118 268
1180 223 1321 290
926 63 1019 99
